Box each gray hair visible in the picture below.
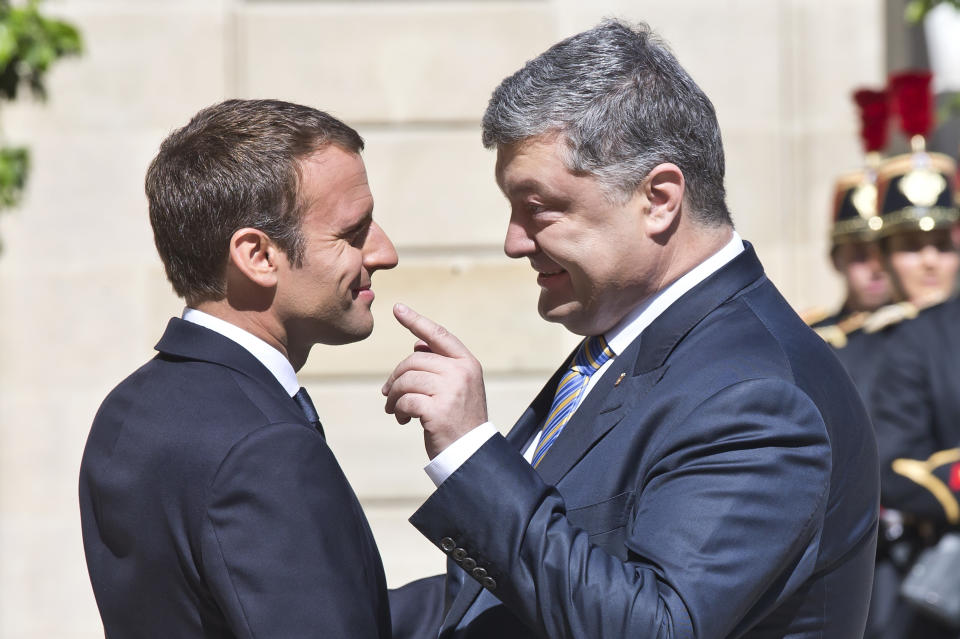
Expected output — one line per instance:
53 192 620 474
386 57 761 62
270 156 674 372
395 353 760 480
482 19 731 226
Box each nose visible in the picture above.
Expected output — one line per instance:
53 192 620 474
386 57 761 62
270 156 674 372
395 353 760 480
866 255 885 275
919 244 940 268
503 212 536 259
363 221 398 272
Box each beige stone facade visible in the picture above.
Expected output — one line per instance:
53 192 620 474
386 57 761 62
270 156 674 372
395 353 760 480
0 0 883 635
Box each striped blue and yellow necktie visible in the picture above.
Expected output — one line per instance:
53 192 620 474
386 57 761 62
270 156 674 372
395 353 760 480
531 335 615 468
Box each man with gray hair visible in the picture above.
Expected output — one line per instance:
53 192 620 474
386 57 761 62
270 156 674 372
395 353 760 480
384 20 878 638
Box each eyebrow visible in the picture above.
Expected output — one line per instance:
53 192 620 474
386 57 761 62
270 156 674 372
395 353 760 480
500 178 561 200
343 210 374 235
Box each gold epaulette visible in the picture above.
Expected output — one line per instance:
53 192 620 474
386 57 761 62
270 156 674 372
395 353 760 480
814 325 848 348
892 448 960 524
863 302 919 334
811 311 869 349
800 307 831 326
837 311 869 334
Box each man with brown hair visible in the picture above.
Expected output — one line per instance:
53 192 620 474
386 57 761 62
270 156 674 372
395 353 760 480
79 99 398 637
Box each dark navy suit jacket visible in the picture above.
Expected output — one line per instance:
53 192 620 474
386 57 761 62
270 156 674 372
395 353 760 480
79 318 390 638
407 245 879 639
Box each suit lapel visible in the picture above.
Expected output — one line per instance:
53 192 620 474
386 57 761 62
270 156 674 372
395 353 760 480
505 360 572 451
632 243 764 374
533 336 663 486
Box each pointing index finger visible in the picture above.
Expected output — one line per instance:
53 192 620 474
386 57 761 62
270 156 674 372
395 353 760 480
393 303 469 358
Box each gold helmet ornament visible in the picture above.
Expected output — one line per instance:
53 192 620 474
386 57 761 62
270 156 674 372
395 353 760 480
876 71 959 236
830 88 889 244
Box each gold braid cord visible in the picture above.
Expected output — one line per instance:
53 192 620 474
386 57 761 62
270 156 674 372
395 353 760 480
892 448 960 524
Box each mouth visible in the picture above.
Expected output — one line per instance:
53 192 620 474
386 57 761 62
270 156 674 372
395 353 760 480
535 267 567 287
352 283 374 302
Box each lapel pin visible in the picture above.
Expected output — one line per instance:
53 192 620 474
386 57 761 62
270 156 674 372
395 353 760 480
614 372 626 387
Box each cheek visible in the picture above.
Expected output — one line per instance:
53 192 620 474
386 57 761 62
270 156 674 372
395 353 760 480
890 254 915 277
847 265 868 284
316 244 362 283
940 254 960 275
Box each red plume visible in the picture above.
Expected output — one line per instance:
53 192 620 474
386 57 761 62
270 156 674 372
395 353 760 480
889 71 934 139
852 88 889 153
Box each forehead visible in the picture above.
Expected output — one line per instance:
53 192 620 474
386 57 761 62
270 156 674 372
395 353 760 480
888 229 951 250
494 136 578 194
299 145 372 226
836 241 881 257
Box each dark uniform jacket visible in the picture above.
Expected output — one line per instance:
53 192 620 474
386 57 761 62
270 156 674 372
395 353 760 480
872 297 960 525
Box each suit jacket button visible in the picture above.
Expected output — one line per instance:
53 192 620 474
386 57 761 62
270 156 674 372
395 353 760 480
461 557 477 571
471 567 487 579
440 537 456 553
452 547 467 562
482 576 497 591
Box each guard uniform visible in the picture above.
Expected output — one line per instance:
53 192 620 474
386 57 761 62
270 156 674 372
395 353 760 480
867 69 960 637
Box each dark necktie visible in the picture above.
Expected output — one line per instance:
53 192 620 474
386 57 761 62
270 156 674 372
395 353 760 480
293 386 325 438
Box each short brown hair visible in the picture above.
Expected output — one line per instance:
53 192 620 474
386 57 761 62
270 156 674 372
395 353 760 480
146 99 364 304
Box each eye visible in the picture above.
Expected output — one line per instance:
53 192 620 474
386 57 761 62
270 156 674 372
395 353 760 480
934 236 954 252
346 223 371 247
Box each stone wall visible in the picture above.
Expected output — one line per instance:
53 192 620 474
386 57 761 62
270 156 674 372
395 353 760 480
0 0 883 635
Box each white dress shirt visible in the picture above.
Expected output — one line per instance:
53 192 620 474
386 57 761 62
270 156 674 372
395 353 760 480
425 231 745 486
182 308 300 397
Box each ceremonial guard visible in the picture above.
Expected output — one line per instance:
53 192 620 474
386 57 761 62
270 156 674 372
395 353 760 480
869 70 960 639
807 87 892 402
876 71 959 311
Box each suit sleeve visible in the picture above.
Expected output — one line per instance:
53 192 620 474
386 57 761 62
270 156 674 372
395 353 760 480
201 422 387 639
410 378 833 639
870 327 954 520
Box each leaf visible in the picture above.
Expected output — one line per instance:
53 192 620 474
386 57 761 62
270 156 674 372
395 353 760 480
0 146 30 208
0 23 15 67
905 0 960 22
905 0 931 23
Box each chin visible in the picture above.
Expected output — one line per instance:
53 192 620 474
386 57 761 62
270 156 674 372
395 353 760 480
539 307 596 337
315 319 375 346
340 324 375 345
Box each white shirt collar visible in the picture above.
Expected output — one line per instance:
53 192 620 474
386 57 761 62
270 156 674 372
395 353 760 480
181 307 300 397
604 231 745 355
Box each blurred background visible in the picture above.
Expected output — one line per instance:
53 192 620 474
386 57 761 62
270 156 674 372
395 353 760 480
0 0 957 636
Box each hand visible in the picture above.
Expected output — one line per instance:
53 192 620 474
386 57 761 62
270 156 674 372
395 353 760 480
382 303 488 459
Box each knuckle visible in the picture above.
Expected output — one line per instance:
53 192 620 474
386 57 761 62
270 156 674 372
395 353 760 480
395 395 420 416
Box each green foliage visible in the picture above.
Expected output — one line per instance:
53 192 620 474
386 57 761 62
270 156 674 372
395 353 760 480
0 145 27 208
939 92 960 122
0 0 81 224
905 0 960 23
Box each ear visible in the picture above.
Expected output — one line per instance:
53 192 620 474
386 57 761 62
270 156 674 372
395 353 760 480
228 227 281 289
642 163 684 236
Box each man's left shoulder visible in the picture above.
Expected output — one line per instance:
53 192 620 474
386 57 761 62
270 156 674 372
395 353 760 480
675 281 866 417
684 281 830 374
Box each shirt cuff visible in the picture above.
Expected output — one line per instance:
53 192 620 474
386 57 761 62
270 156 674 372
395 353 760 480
424 422 499 487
